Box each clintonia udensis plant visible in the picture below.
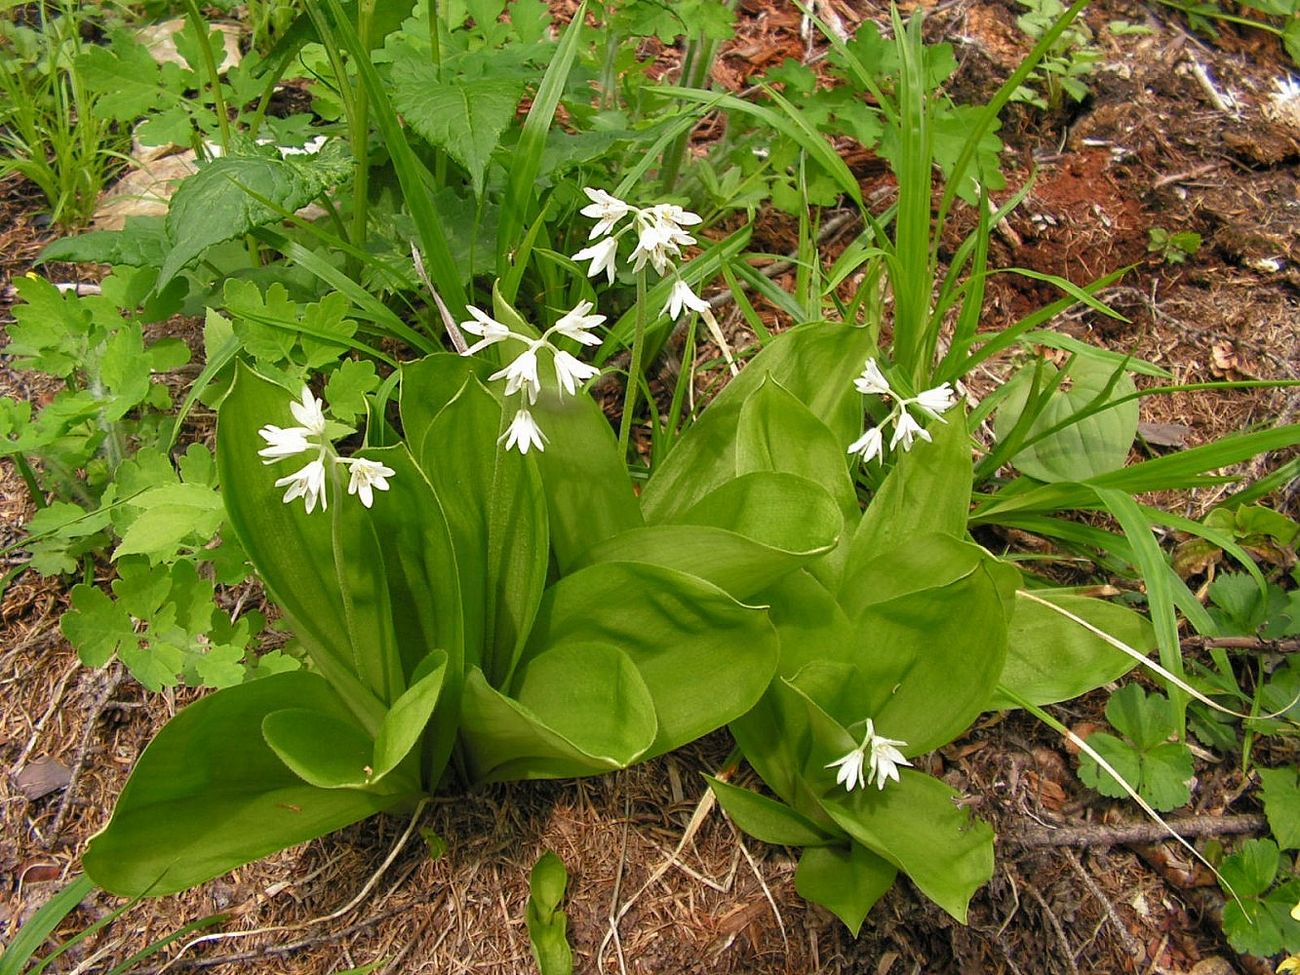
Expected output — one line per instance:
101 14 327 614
80 225 1154 933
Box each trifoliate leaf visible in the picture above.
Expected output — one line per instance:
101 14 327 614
223 280 299 364
160 145 352 284
111 559 172 620
391 53 521 197
1105 684 1177 751
298 292 357 368
1260 767 1300 850
99 326 152 421
324 359 379 423
61 585 139 668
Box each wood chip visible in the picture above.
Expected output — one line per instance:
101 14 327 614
13 756 71 801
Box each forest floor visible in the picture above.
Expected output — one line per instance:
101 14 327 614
3 0 1300 971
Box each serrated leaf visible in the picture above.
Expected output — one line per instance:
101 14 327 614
391 56 521 197
1260 767 1300 850
161 148 352 285
61 585 138 668
324 359 379 422
1221 838 1280 899
1105 684 1176 751
76 31 166 121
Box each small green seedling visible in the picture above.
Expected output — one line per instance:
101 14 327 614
1148 226 1203 264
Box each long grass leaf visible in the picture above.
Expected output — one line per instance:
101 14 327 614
498 4 587 278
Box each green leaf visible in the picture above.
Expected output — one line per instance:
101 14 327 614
794 844 896 936
820 771 995 923
706 775 837 847
262 707 375 789
372 650 447 780
459 645 657 782
1106 683 1176 750
391 57 521 197
411 375 548 687
528 387 643 572
1259 767 1300 851
161 147 352 285
76 30 167 121
523 562 778 758
324 359 379 423
60 585 138 668
1076 727 1193 811
38 217 172 269
217 363 385 731
526 851 573 975
83 672 395 897
1220 838 1280 899
642 323 876 524
840 534 1016 753
993 355 1138 482
844 404 971 575
991 591 1151 708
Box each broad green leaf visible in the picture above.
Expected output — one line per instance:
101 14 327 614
842 535 1016 753
990 591 1152 708
571 471 840 599
1077 730 1193 811
113 502 224 562
523 563 778 757
82 672 394 897
529 388 642 571
217 363 384 732
794 844 896 936
706 776 838 847
372 651 447 781
844 405 971 579
1259 767 1300 850
821 771 995 923
414 377 548 688
399 354 488 447
391 57 521 197
76 31 168 121
160 148 352 285
459 645 657 782
641 323 876 524
262 708 375 789
993 355 1138 482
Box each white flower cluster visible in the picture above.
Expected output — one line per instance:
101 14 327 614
571 188 711 321
257 386 394 513
458 301 606 454
825 719 912 793
846 358 958 464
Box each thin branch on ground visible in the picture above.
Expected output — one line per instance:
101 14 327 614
1009 812 1266 849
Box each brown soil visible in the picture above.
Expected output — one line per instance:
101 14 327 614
3 0 1300 972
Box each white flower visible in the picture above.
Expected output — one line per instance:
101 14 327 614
646 202 702 231
573 236 619 284
499 408 547 454
552 300 605 346
826 719 912 793
580 187 633 240
861 719 911 790
854 359 892 398
629 219 679 275
257 424 313 462
826 745 867 792
552 350 600 396
489 343 543 403
344 457 395 508
459 306 512 357
662 278 710 321
289 385 328 436
889 407 931 452
909 382 956 420
275 457 329 514
847 426 884 464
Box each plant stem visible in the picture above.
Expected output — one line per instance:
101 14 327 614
13 454 46 509
182 0 232 151
349 0 376 265
617 269 648 460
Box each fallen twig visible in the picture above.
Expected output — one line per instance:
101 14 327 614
1009 813 1266 850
